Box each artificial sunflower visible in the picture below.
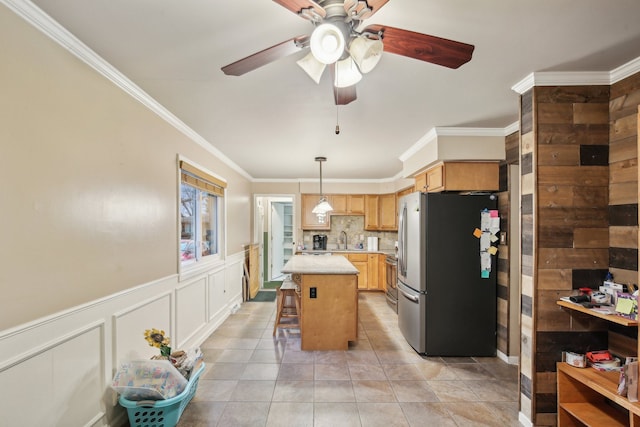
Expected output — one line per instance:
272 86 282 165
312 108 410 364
144 328 171 357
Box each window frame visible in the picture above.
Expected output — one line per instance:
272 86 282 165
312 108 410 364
178 156 226 276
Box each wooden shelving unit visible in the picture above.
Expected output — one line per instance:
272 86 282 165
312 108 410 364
557 362 640 426
557 285 639 426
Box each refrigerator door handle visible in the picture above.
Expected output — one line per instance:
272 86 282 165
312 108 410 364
398 287 419 303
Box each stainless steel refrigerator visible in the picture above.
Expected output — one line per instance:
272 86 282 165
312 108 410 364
397 191 497 356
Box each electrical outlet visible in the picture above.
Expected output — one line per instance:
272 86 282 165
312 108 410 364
310 287 317 298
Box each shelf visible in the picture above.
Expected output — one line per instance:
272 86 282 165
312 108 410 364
556 300 638 327
557 362 640 426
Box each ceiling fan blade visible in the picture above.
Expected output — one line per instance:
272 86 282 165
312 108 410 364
334 85 357 105
272 0 326 20
344 0 390 20
363 24 474 69
221 35 309 76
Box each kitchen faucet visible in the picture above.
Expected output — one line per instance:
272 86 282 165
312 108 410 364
340 230 347 250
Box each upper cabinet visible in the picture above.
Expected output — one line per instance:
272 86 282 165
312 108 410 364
301 193 397 230
301 193 330 230
364 193 397 231
414 161 499 193
331 194 365 215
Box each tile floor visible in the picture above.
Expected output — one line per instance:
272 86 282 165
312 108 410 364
178 292 521 427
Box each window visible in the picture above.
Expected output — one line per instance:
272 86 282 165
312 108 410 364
179 160 226 267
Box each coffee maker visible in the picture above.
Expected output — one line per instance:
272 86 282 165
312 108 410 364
313 234 327 250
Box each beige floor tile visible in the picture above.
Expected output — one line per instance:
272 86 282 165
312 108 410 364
314 402 360 427
348 364 387 380
272 380 314 402
352 380 397 402
443 401 510 426
215 349 254 363
193 379 238 402
467 379 519 401
427 380 479 402
240 363 280 380
400 402 458 427
383 364 426 380
229 380 275 401
180 293 520 426
315 363 351 380
314 380 356 402
265 402 313 427
389 380 438 403
216 401 270 427
357 402 410 427
277 363 314 381
203 363 246 380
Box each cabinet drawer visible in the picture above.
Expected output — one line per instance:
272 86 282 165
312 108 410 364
348 253 368 262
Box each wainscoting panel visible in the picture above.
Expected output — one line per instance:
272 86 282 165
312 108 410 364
0 252 245 426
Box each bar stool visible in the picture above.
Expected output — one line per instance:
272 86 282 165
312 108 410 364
273 279 301 336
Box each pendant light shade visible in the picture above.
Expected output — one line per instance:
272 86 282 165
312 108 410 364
349 36 383 73
313 157 333 223
310 23 346 65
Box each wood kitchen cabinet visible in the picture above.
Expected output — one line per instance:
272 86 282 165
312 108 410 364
347 253 368 290
414 161 499 193
301 193 330 230
331 194 365 215
365 194 397 231
366 254 380 290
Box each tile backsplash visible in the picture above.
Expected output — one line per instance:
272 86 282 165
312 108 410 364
301 215 397 251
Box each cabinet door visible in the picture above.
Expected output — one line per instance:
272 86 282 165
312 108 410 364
364 195 379 230
426 164 444 192
330 194 348 214
347 195 365 214
378 193 397 230
397 187 413 199
301 194 330 230
367 254 380 290
415 172 427 192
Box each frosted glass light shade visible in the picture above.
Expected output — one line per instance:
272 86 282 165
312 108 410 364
297 52 326 84
310 23 345 64
349 36 383 73
312 197 333 214
334 57 362 88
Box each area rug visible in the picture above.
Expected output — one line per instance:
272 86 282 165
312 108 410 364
250 291 277 302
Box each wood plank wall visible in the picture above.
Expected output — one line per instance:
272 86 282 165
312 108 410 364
521 85 613 426
497 133 519 356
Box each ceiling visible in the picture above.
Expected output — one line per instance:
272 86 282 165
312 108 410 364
26 0 640 180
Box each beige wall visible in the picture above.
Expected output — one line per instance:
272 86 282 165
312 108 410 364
0 5 251 329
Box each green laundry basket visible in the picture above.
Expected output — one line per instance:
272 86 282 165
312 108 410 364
118 362 204 427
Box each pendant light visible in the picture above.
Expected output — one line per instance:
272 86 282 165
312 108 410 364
312 157 333 223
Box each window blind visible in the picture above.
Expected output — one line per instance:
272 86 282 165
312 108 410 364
180 161 226 197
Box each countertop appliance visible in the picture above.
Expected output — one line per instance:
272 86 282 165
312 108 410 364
313 234 327 250
397 192 497 356
385 254 398 312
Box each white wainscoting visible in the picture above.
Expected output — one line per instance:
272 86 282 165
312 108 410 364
0 251 245 426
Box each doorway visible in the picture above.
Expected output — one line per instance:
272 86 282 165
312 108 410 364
254 195 295 290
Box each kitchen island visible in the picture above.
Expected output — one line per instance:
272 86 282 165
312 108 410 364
281 255 359 350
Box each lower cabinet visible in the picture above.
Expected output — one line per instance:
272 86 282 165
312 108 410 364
557 362 640 426
339 253 384 291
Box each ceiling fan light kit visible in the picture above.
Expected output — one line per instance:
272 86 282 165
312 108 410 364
310 23 346 64
349 36 383 73
222 0 474 105
296 52 326 84
334 57 362 88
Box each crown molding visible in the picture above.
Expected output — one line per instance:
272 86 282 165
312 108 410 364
2 0 253 181
512 55 640 94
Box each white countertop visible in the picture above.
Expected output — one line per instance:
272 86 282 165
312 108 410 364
281 254 359 275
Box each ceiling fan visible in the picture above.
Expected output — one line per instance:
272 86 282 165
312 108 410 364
221 0 474 105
